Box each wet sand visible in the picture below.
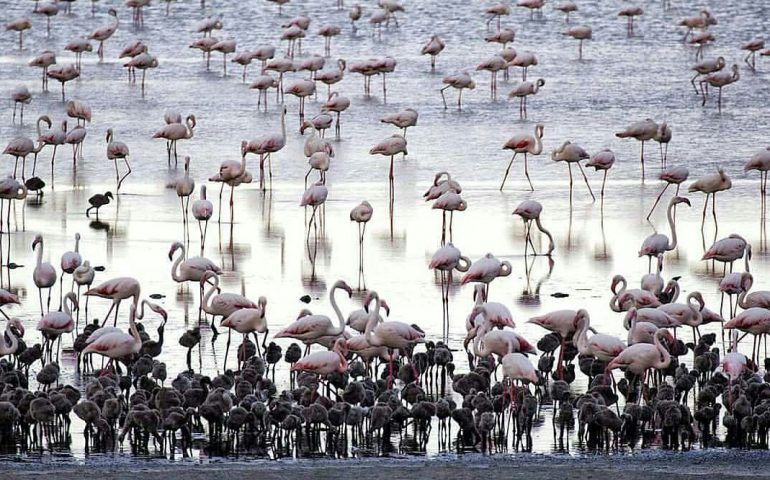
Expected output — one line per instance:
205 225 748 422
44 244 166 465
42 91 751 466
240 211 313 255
4 452 770 480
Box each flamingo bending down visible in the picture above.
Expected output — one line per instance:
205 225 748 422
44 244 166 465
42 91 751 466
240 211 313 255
551 141 595 202
638 196 691 271
501 123 543 191
82 303 142 371
512 200 554 256
440 72 475 110
647 166 689 219
574 311 625 362
211 145 251 222
615 118 657 179
528 309 582 379
585 148 615 202
461 253 512 298
275 280 353 354
688 167 731 231
363 290 425 387
200 271 258 338
84 276 140 327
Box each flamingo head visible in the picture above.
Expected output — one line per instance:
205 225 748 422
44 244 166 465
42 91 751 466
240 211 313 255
379 299 390 316
105 191 114 200
362 290 378 313
296 308 312 319
148 301 168 322
623 307 637 327
10 318 24 337
31 234 43 251
334 280 353 298
573 309 590 329
199 270 218 289
168 241 183 260
257 296 267 313
610 274 624 293
672 196 691 207
240 140 248 156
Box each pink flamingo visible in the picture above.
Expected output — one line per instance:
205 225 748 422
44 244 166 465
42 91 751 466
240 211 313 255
211 145 251 222
0 318 24 358
192 185 213 252
606 329 672 400
639 196 691 271
275 280 352 354
742 37 764 71
200 271 258 338
585 148 615 202
351 200 373 288
37 292 77 362
190 37 219 71
658 292 705 341
703 234 749 273
29 50 56 91
250 73 279 113
363 290 425 387
243 107 287 191
220 299 268 368
618 6 643 36
88 8 118 62
124 52 158 97
380 108 418 138
691 56 724 94
647 166 689 219
485 3 510 30
369 134 407 202
66 100 92 126
153 114 196 167
82 303 142 371
700 64 739 111
513 200 554 256
562 25 592 60
300 182 328 242
432 192 466 243
574 311 625 362
551 140 594 202
745 147 770 210
64 38 93 73
424 171 461 200
32 234 57 315
292 337 348 381
501 123 543 191
678 10 716 42
501 353 538 405
555 1 578 22
11 87 31 125
484 28 515 49
119 40 147 84
724 308 770 363
316 59 346 98
6 18 31 50
106 128 131 190
508 78 544 118
421 34 445 70
528 309 581 379
321 92 351 140
461 253 512 297
47 64 80 102
615 118 657 179
4 137 41 179
476 55 507 100
85 277 140 327
440 72 475 110
517 0 545 19
318 24 341 57
211 39 236 76
688 167 731 230
738 273 770 310
430 243 471 332
509 51 538 81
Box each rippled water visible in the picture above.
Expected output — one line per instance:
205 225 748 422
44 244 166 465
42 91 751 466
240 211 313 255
1 0 770 462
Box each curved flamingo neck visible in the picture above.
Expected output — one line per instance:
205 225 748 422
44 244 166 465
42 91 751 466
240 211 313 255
666 200 678 250
575 317 590 354
611 277 627 312
364 291 381 344
202 274 219 312
1 322 18 354
654 331 671 369
329 284 346 336
129 306 141 350
171 246 185 283
535 217 554 254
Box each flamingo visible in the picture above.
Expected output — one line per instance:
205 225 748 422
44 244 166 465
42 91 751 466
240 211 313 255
220 298 268 368
476 55 507 100
562 25 592 60
724 308 770 363
485 3 510 30
742 37 764 71
300 122 333 157
430 243 471 334
654 122 672 168
320 92 351 140
300 182 328 242
421 34 445 70
501 124 543 191
461 253 512 297
363 290 425 387
528 309 581 379
250 72 279 113
585 149 615 202
509 51 538 81
106 128 131 191
618 6 643 35
639 196 691 270
211 39 236 76
36 116 66 181
318 24 341 57
512 200 554 256
65 125 87 165
0 289 20 320
4 137 41 179
29 50 56 91
32 234 56 315
84 277 140 327
243 107 286 191
37 292 78 363
640 254 664 297
88 8 118 62
744 147 770 211
688 167 731 230
190 37 219 71
473 323 536 361
169 242 222 290
625 310 659 345
738 273 770 310
689 31 715 61
691 56 724 95
82 303 142 371
292 337 348 381
508 78 544 119
615 118 658 179
192 185 213 253
124 52 158 97
424 171 462 200
286 79 315 129
700 64 739 112
200 271 258 338
551 141 595 202
555 1 578 22
73 260 95 324
657 292 705 341
647 166 689 220
432 192 466 244
574 311 625 362
380 108 418 138
440 72 475 110
501 353 539 403
11 87 31 124
369 134 407 203
350 201 373 288
610 275 662 312
6 17 31 50
119 40 147 84
59 233 82 305
606 329 672 400
275 280 352 354
153 114 196 167
176 157 195 241
703 234 749 274
678 10 717 42
316 59 346 98
210 149 251 223
517 0 545 19
0 318 24 358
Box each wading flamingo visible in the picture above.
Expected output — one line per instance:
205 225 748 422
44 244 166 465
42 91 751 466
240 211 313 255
501 123 543 191
639 196 691 271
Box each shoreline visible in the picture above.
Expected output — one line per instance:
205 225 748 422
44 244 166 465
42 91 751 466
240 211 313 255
3 451 770 480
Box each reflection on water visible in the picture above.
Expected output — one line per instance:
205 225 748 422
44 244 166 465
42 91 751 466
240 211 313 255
0 0 769 465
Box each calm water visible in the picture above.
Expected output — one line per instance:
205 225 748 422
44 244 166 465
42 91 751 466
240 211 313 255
0 0 769 461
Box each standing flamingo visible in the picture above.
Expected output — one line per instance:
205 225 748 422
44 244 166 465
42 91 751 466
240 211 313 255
300 182 328 243
615 118 658 179
153 114 196 167
585 149 615 202
106 128 130 191
508 78 545 119
562 25 592 60
639 196 691 271
369 134 407 204
460 253 511 297
220 299 268 368
432 192 467 244
551 141 595 202
88 8 118 62
606 329 672 400
59 233 82 306
574 311 625 362
82 303 142 371
211 145 251 222
29 50 56 92
512 200 554 256
700 64 739 112
84 277 140 327
703 234 749 274
6 18 31 50
440 72 475 110
528 309 581 379
430 243 471 335
350 201 373 289
421 34 445 71
199 271 258 338
647 166 689 219
744 147 770 212
32 234 57 315
243 107 287 191
292 338 348 382
380 108 418 138
169 242 222 319
275 280 353 354
176 157 195 242
501 123 543 191
688 167 731 231
654 122 672 168
192 185 213 253
37 292 78 363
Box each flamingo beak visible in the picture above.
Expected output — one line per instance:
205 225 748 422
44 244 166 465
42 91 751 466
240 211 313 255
380 300 390 316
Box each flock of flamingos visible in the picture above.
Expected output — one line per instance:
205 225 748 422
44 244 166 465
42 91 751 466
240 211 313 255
2 0 770 462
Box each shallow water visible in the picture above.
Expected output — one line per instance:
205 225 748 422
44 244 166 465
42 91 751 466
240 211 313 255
0 0 769 463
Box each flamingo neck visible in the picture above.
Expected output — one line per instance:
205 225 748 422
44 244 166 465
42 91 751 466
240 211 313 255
74 236 80 253
738 277 752 310
666 200 678 250
280 110 286 144
535 217 554 254
611 277 627 312
575 318 590 355
171 247 184 282
654 332 671 369
129 307 141 350
329 284 345 336
202 275 219 312
364 292 381 345
36 241 43 267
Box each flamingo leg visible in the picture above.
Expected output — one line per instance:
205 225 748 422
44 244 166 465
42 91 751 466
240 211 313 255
500 153 517 191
